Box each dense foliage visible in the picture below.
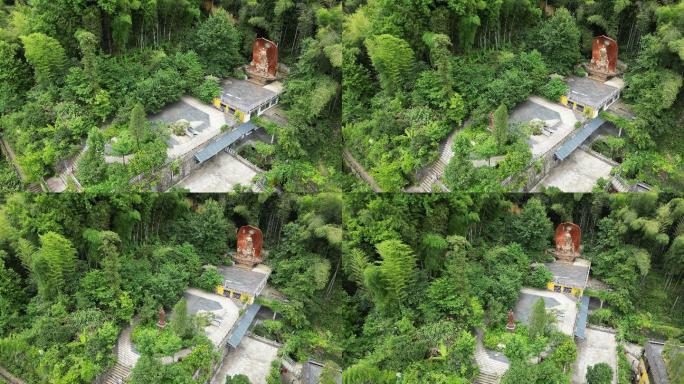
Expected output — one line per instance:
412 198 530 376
0 192 345 383
341 192 684 382
343 0 684 192
0 0 343 193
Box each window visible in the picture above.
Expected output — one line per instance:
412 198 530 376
554 285 561 292
563 287 572 294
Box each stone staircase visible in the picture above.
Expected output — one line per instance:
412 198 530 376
102 363 131 384
410 133 455 193
474 372 501 384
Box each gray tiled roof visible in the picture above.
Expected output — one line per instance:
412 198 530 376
221 79 278 113
544 261 590 289
645 342 670 384
566 76 620 109
194 121 257 163
555 118 606 161
219 265 269 296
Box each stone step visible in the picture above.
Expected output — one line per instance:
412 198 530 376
103 363 131 384
474 372 501 384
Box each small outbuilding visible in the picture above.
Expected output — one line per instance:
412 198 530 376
213 79 281 123
544 258 591 296
561 76 620 118
216 264 271 304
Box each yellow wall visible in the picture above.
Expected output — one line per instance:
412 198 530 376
214 285 254 304
560 95 568 106
638 358 650 383
546 282 583 296
213 98 222 109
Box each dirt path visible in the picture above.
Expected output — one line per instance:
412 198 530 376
343 148 382 192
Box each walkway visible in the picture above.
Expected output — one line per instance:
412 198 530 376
0 365 26 384
194 122 258 164
526 96 580 159
474 329 509 383
116 322 140 368
572 328 617 384
342 149 382 192
405 121 466 193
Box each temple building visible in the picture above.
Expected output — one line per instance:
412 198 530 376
212 38 282 123
215 225 271 304
560 36 623 118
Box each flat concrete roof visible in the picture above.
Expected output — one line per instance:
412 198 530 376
545 259 591 289
194 121 258 163
302 361 342 384
645 342 671 384
221 79 278 113
219 265 269 296
566 76 620 109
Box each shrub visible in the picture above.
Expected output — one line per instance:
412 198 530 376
193 77 221 104
226 374 251 384
170 120 190 136
586 362 613 384
540 77 569 101
588 308 613 326
526 265 553 289
197 267 224 292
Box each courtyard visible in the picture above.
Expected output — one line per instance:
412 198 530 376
514 287 579 336
184 288 241 347
175 151 260 192
211 336 280 384
572 328 618 384
532 148 614 192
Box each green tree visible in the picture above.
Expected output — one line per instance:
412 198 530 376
129 103 147 150
528 298 549 339
530 8 581 74
586 362 613 384
493 103 509 151
20 32 67 88
509 197 553 255
180 199 231 265
32 232 77 298
171 298 193 340
190 9 242 77
0 41 31 113
365 34 416 95
77 127 107 186
320 360 341 384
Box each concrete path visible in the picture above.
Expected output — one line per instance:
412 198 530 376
527 96 580 159
474 329 509 378
572 328 618 384
531 149 614 192
211 336 279 384
0 365 26 384
405 121 467 193
175 151 259 193
116 323 140 368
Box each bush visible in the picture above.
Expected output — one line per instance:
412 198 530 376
540 77 569 102
193 77 221 104
197 267 224 292
526 265 553 289
586 362 613 384
588 308 613 326
226 374 251 384
170 120 190 136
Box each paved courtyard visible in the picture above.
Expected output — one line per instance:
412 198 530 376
184 288 241 347
572 328 618 384
532 149 614 192
175 151 259 192
516 96 581 159
212 336 279 384
150 96 236 160
514 287 578 336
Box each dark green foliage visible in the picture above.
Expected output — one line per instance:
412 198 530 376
526 265 552 289
539 77 569 102
226 374 251 384
197 267 224 292
529 8 581 74
192 78 221 104
190 9 242 78
586 362 613 384
493 104 508 151
506 197 553 255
